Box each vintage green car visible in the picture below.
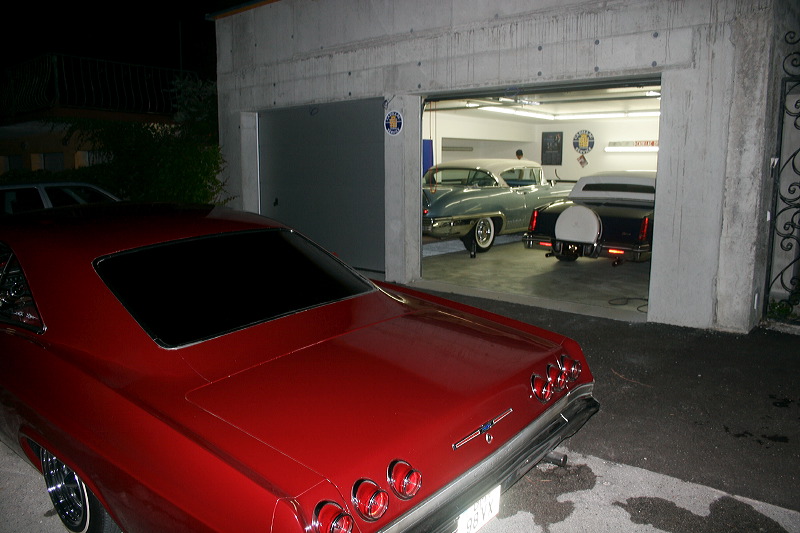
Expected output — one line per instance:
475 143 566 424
422 159 574 253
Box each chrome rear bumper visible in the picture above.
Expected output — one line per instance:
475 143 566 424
423 217 474 239
379 383 599 533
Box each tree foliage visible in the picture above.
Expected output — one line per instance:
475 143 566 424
2 78 228 205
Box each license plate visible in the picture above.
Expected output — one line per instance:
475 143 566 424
456 485 501 533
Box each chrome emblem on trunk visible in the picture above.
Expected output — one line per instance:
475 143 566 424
452 408 513 450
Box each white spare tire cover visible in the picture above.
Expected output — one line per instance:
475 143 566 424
554 205 602 244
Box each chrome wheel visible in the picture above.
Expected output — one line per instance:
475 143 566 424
40 448 121 533
41 449 89 532
469 217 495 252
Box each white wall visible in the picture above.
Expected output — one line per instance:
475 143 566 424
213 0 792 332
424 111 659 179
439 140 535 163
424 111 536 163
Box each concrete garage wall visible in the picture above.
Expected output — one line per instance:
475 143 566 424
212 0 790 333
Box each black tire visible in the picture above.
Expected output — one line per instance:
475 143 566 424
40 448 122 533
462 217 496 253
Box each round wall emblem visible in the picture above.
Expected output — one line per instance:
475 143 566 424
572 130 595 154
385 111 403 135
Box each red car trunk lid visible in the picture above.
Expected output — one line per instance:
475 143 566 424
186 307 563 498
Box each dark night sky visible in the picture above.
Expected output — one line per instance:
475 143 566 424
1 2 240 79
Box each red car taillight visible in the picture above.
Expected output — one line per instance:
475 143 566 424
547 364 567 391
531 374 553 403
528 209 539 232
314 502 354 533
352 479 389 521
388 460 422 499
638 216 651 242
560 355 582 381
315 460 422 529
533 354 582 403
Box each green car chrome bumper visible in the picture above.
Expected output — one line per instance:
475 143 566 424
423 217 475 239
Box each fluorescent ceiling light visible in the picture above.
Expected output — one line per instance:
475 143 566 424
480 107 517 115
626 111 661 118
555 112 625 120
480 107 554 120
516 110 555 120
604 146 659 153
478 107 660 121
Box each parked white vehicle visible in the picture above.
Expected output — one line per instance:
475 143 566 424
0 182 119 215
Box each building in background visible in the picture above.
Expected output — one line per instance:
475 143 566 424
209 0 799 333
0 55 188 174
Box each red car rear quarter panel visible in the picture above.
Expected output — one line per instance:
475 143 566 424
380 283 579 352
1 233 337 530
0 331 298 533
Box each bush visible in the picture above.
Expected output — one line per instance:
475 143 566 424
1 79 229 205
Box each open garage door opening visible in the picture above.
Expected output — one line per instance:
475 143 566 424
419 81 661 322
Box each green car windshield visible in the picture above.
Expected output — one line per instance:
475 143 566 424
423 166 542 186
423 168 495 186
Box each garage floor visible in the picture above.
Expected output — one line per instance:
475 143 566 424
412 235 651 323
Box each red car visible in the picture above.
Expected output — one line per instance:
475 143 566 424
0 204 598 533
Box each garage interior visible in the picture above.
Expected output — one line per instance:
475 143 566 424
416 83 661 322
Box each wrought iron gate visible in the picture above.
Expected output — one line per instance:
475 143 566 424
766 31 800 325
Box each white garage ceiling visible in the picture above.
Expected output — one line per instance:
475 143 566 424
425 84 662 124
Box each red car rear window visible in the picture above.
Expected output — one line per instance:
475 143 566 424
95 229 373 347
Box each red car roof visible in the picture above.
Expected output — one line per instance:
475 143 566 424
1 204 285 260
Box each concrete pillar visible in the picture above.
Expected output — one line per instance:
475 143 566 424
384 95 422 284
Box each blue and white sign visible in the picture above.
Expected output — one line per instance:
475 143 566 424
385 110 403 135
